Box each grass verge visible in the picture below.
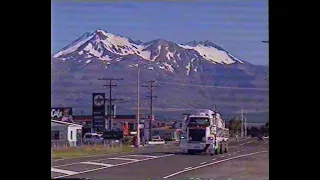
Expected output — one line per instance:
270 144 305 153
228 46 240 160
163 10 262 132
51 145 134 159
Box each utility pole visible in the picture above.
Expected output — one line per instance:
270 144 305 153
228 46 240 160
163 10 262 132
136 64 141 147
98 78 123 130
241 106 244 138
143 80 158 141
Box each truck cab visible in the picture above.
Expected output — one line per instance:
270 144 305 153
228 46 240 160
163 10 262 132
180 109 229 155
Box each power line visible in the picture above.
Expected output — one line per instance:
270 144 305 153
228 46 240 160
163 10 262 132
156 81 269 91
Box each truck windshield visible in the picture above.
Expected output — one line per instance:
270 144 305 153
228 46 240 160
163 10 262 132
188 117 210 127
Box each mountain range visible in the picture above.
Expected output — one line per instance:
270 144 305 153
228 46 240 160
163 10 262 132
51 29 269 122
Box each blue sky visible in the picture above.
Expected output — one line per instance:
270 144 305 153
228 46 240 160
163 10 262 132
52 0 268 65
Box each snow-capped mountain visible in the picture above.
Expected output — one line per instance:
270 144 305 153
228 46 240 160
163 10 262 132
52 29 268 121
53 29 244 65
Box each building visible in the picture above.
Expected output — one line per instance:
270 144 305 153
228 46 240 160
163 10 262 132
51 120 83 147
73 115 158 133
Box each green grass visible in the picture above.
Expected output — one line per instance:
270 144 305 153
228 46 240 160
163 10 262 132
51 145 134 159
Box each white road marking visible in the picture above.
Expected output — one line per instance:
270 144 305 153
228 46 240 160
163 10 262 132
126 154 157 158
212 158 216 161
238 140 254 147
200 162 206 165
228 154 231 156
263 141 269 145
184 166 193 170
52 154 174 179
108 157 139 161
51 159 64 162
221 156 225 158
51 168 77 175
163 151 268 179
80 162 114 167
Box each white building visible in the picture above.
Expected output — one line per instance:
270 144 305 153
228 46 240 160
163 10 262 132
51 120 83 147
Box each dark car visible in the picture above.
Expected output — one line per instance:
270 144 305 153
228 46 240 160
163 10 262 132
257 136 264 141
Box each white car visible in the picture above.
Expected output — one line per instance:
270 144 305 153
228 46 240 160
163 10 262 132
83 133 104 144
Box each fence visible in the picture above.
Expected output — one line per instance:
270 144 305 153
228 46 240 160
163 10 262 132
51 139 123 149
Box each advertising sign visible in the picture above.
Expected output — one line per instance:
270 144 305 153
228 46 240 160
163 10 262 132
51 107 74 123
92 93 106 131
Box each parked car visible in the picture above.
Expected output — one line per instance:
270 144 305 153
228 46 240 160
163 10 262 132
151 135 163 141
83 133 104 144
257 135 264 141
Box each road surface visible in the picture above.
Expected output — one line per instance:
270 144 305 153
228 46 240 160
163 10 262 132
51 138 269 180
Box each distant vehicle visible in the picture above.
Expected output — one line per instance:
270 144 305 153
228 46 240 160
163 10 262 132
257 136 264 141
83 133 104 144
151 135 163 141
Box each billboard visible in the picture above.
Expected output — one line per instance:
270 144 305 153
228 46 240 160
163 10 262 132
51 107 74 123
92 93 106 132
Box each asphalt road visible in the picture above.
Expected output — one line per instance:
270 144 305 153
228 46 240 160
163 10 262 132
51 138 269 180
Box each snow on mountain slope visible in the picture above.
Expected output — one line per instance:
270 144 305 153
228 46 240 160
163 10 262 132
53 29 245 66
179 44 237 64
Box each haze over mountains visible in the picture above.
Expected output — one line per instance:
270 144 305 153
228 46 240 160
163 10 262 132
51 29 268 122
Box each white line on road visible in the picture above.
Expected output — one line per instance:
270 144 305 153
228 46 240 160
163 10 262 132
212 158 216 161
108 157 139 161
53 154 175 179
80 162 114 167
221 156 225 158
228 154 231 156
51 159 64 162
238 140 254 147
184 167 193 170
163 151 268 179
263 141 269 145
126 154 158 158
51 168 78 175
200 162 206 165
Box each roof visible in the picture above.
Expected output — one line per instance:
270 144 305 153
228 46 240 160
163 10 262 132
51 119 83 127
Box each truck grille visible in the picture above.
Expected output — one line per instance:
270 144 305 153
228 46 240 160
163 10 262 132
188 128 206 142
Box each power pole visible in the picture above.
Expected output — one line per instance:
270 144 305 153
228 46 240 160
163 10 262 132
143 80 158 141
98 78 123 130
136 65 141 147
241 106 244 138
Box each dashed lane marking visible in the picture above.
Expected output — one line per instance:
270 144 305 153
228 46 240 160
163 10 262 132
51 168 77 175
52 154 175 179
126 154 158 158
108 157 139 161
200 162 206 165
80 162 114 167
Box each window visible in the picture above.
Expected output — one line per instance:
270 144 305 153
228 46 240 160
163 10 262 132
70 131 73 140
85 134 92 138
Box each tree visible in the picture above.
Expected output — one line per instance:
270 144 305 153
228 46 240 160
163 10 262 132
228 117 241 137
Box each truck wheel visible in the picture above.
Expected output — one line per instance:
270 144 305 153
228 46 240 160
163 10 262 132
187 150 195 155
224 142 228 153
215 149 218 155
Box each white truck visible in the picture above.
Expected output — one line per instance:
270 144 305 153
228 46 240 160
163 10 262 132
180 109 229 156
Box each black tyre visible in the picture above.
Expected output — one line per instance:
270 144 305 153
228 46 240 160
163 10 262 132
215 149 218 155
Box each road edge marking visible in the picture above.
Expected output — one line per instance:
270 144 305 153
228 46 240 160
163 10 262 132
163 151 268 179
